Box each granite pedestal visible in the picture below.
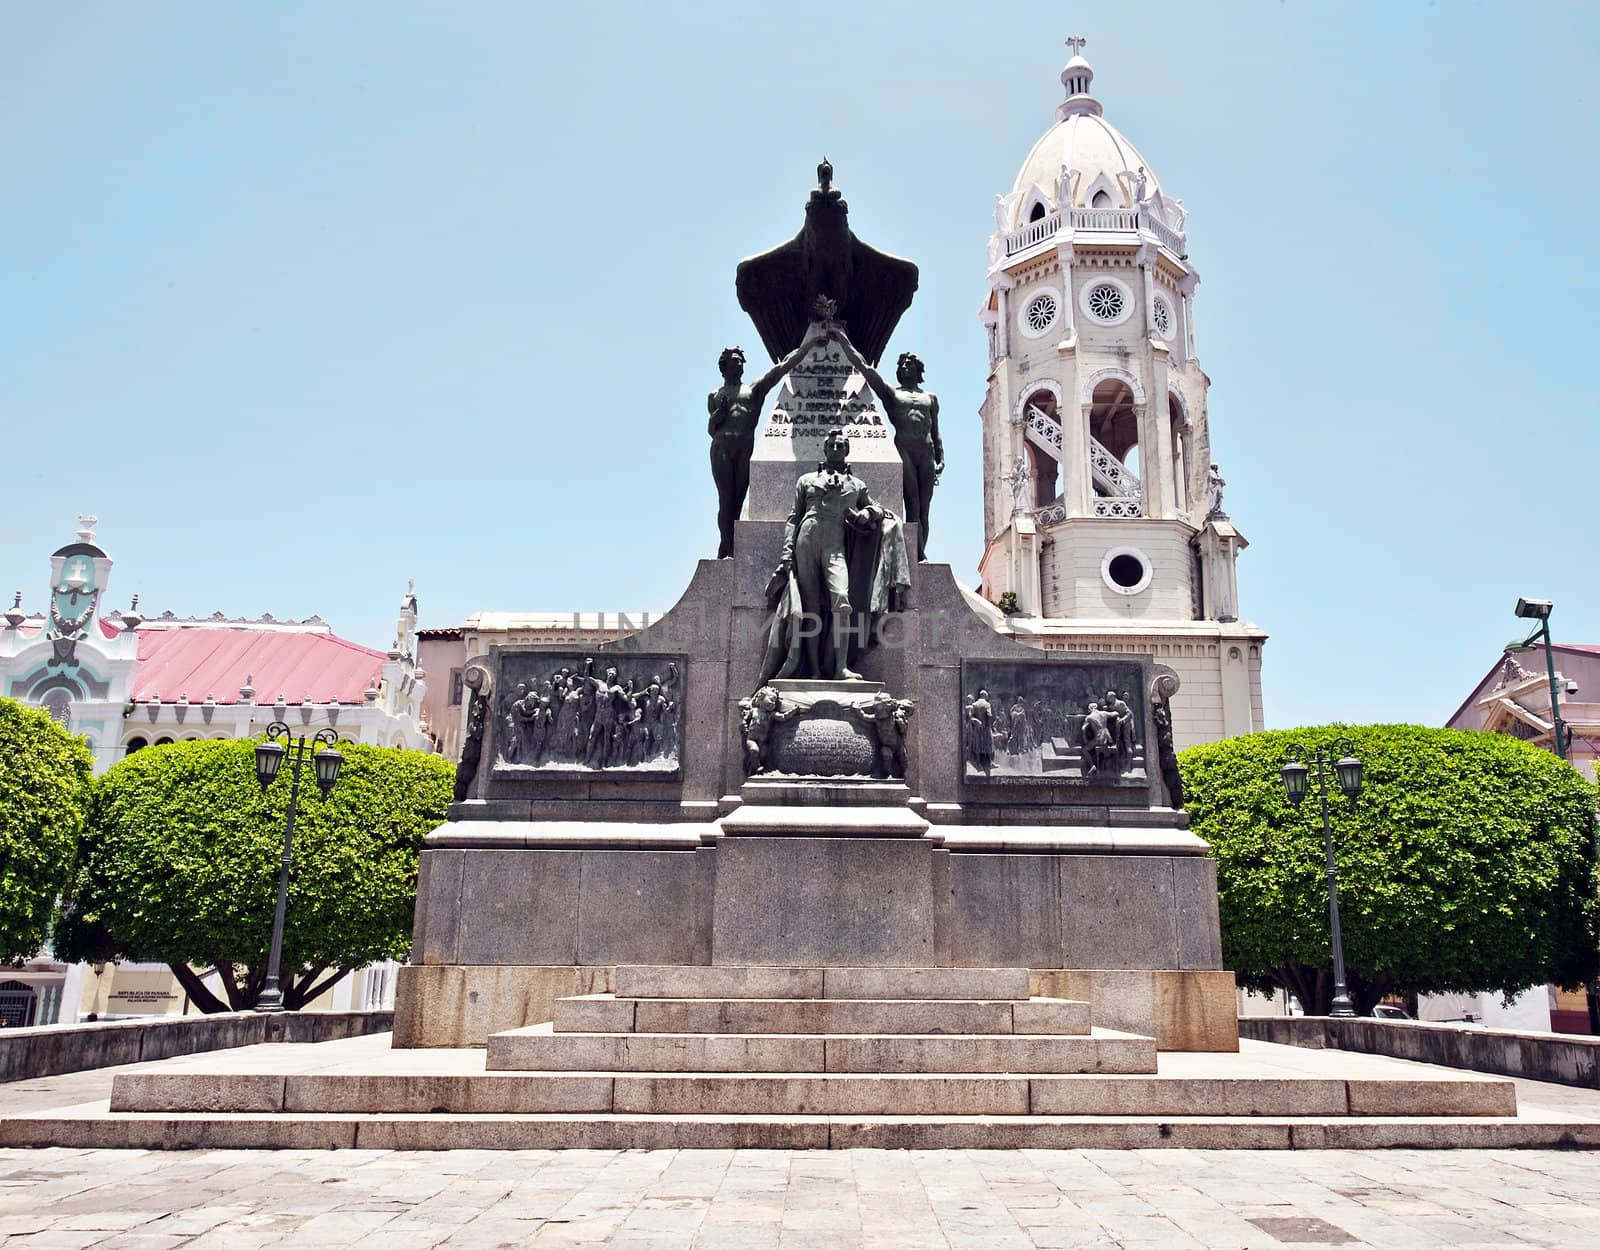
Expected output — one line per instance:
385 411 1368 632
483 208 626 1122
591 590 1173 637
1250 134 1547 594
397 512 1233 1051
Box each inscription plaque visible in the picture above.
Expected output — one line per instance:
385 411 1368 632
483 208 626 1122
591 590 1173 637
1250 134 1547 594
747 330 904 520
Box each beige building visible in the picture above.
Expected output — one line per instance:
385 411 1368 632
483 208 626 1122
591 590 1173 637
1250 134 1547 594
1447 645 1600 782
974 41 1265 748
418 613 649 761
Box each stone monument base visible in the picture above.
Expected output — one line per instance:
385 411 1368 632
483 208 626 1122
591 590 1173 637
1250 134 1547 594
57 964 1542 1154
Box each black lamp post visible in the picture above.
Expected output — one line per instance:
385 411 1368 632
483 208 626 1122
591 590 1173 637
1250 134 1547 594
253 723 342 1012
1281 738 1363 1018
1511 597 1570 761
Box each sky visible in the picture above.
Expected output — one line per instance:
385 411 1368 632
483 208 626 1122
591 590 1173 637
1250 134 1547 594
3 1 1598 729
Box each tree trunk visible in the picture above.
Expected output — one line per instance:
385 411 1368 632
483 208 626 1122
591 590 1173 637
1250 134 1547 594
168 963 230 1014
1274 964 1320 1016
286 966 349 1011
212 958 251 1011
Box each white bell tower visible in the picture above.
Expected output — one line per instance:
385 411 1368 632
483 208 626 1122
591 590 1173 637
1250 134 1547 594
975 38 1266 746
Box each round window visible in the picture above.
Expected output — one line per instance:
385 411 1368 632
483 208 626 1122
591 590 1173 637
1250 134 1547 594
1087 284 1124 322
1100 546 1153 596
1152 293 1174 340
1080 276 1134 327
1017 286 1063 339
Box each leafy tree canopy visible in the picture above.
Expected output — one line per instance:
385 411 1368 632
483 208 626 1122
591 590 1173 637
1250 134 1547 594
65 737 452 1010
1180 725 1600 1015
0 697 94 961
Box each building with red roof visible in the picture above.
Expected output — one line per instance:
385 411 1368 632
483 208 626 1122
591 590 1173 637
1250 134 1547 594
0 519 430 774
0 519 432 1028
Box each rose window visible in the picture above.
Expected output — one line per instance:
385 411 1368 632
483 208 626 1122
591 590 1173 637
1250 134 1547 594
1086 282 1125 323
1024 292 1058 334
1152 296 1172 337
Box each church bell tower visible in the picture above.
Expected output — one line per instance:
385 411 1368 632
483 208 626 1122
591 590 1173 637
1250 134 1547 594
976 39 1266 746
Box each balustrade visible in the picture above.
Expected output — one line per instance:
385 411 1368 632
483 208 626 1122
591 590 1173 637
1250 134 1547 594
999 206 1186 258
1003 211 1062 256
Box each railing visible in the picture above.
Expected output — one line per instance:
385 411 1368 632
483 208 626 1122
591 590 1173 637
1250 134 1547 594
1089 434 1142 518
1072 207 1138 231
1003 211 1062 256
1141 212 1186 255
1023 404 1063 455
1035 501 1067 527
1089 434 1140 499
1000 205 1187 258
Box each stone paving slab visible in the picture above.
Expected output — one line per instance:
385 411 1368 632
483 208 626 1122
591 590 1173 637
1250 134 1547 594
3 1144 1600 1247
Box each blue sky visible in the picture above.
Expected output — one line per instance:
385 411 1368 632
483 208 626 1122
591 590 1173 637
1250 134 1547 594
3 2 1597 728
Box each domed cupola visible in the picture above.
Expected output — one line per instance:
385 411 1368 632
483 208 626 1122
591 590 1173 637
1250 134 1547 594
994 38 1187 258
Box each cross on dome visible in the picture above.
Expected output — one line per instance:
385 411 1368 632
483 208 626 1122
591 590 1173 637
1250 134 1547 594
1058 34 1102 119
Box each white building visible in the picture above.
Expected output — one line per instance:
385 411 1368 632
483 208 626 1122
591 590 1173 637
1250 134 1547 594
0 518 430 1026
975 40 1266 748
0 518 431 775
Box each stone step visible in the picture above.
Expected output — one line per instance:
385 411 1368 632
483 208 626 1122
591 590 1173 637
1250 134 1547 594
613 965 1033 1001
109 1070 1518 1119
716 805 930 838
553 995 1089 1036
3 1109 1569 1153
484 1025 1156 1074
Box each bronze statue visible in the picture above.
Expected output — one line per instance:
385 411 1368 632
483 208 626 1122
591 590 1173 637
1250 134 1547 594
850 691 914 779
758 429 910 683
830 330 942 560
739 685 796 774
708 338 812 559
1081 701 1121 778
735 160 918 368
966 689 995 775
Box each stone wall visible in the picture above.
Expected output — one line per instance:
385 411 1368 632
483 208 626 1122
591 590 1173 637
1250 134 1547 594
1240 1016 1600 1090
0 1010 394 1083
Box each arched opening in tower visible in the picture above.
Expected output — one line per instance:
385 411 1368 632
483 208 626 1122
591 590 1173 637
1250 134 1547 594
1168 393 1189 515
1022 388 1062 506
1089 379 1140 491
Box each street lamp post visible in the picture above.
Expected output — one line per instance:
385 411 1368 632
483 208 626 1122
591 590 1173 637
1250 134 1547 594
1512 597 1569 761
1280 738 1364 1019
1512 598 1599 1035
253 723 343 1012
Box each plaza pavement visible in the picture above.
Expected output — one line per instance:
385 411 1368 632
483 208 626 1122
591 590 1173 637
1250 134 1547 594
4 1138 1600 1248
4 1054 1600 1248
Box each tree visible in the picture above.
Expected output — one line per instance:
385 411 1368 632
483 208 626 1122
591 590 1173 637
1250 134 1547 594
1180 725 1600 1015
0 697 94 961
64 738 452 1011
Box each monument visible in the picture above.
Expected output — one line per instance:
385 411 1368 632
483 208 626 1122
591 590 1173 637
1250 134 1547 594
19 65 1530 1155
401 161 1236 1054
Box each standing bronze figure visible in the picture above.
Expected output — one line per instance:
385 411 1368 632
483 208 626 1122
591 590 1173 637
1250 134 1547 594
707 338 812 559
759 428 909 683
830 329 942 560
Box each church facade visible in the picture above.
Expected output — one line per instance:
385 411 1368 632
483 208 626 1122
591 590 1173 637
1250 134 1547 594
975 41 1266 747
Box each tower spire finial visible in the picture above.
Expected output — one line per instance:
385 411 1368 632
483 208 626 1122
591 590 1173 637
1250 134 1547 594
1057 34 1102 120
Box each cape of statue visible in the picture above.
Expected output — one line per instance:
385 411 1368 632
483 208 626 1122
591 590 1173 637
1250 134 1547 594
735 159 919 367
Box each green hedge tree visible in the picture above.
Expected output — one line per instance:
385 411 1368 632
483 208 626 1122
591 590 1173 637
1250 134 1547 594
64 738 452 1011
1180 725 1600 1015
0 697 95 961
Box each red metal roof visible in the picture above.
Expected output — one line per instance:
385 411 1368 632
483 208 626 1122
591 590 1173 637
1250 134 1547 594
132 629 386 705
